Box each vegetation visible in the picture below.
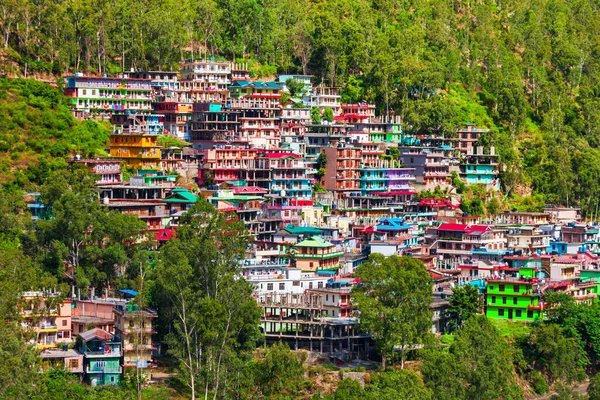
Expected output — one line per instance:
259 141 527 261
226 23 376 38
448 284 483 329
0 78 111 189
352 254 432 369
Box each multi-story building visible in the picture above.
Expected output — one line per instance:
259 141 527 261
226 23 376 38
433 224 506 269
485 277 543 321
228 80 282 100
460 146 500 190
321 144 361 198
78 328 123 386
126 71 179 91
189 102 239 150
152 96 193 141
245 152 312 200
280 107 310 154
198 147 259 184
179 59 231 103
106 199 167 232
359 164 415 196
306 85 342 114
456 123 489 153
293 236 344 272
336 102 376 124
71 298 122 336
109 114 163 168
20 290 63 349
304 123 353 166
353 116 403 144
71 158 122 185
506 226 549 255
113 304 158 369
400 147 452 188
64 75 153 118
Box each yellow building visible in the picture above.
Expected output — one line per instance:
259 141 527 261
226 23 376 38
109 114 163 168
113 304 158 369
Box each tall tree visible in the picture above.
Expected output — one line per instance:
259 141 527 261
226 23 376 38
448 284 483 328
352 254 432 369
156 199 261 400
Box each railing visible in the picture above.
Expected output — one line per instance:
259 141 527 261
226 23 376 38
294 251 344 259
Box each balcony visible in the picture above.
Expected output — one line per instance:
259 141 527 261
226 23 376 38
295 251 344 259
86 364 123 374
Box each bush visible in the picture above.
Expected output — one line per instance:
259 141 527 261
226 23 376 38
528 370 547 395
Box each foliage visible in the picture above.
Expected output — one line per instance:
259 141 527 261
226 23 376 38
448 284 482 329
314 182 328 193
519 323 584 384
423 315 523 400
589 373 600 400
155 199 261 399
323 107 334 122
285 78 306 98
157 135 190 148
0 78 111 188
310 106 321 124
35 167 147 292
352 254 432 369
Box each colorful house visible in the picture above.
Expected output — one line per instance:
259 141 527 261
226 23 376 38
113 305 158 369
228 80 282 100
485 278 543 321
293 236 344 272
460 146 500 190
64 75 153 118
109 114 163 168
78 328 122 386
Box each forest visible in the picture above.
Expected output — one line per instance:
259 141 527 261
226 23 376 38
2 0 600 212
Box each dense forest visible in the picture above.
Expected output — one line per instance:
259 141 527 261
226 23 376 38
2 0 600 213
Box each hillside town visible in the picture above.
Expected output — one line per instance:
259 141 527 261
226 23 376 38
16 60 600 389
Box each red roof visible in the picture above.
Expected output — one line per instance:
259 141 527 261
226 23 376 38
260 152 300 159
233 186 268 194
437 223 492 234
156 228 174 241
419 198 460 209
373 191 417 197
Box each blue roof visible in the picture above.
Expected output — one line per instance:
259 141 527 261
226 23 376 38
120 289 138 297
375 218 411 231
316 270 337 275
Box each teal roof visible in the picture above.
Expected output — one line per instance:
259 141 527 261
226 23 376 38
229 80 281 90
294 236 334 248
224 180 247 187
163 188 198 203
283 224 324 235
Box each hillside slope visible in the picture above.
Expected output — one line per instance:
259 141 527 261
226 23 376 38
0 78 111 190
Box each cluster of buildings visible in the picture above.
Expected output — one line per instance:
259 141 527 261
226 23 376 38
22 60 598 369
25 290 157 386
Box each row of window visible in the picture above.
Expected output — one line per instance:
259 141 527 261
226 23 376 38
497 309 535 318
488 284 521 292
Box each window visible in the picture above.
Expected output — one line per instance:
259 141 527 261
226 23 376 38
68 359 79 369
62 320 68 326
318 282 323 288
513 297 518 305
279 283 285 290
516 310 522 317
513 285 520 293
267 283 273 291
110 376 115 383
489 285 494 290
502 297 507 304
309 282 313 289
491 296 496 304
527 310 534 319
498 309 505 316
292 281 300 286
129 320 134 328
499 284 505 292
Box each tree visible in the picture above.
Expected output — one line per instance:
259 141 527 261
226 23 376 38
589 373 600 400
421 349 467 400
156 199 261 400
352 254 432 369
323 107 334 122
285 78 306 98
310 106 321 124
448 284 482 328
450 315 523 399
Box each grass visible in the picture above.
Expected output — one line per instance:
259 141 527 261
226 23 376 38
490 319 531 338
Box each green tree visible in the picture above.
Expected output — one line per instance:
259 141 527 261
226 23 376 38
323 107 334 122
448 284 482 328
285 78 306 98
421 349 467 400
352 254 432 369
589 373 600 400
310 106 321 124
156 199 261 400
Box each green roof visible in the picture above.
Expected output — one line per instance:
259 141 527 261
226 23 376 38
224 180 247 187
283 224 324 235
163 188 198 203
294 236 334 248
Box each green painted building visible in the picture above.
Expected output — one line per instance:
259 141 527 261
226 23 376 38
485 278 543 321
503 256 544 279
78 328 123 386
